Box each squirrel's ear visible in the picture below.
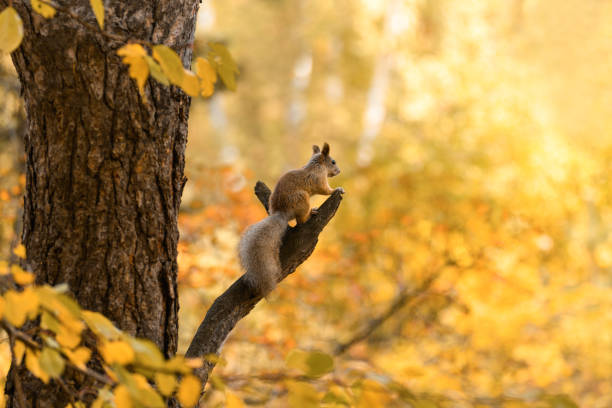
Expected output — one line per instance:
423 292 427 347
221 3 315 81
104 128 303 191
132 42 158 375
312 145 321 154
322 142 330 156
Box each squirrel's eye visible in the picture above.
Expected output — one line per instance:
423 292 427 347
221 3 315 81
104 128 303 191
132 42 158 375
332 160 336 165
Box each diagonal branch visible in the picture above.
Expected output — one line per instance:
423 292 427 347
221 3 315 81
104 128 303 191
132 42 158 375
185 181 344 386
334 273 438 355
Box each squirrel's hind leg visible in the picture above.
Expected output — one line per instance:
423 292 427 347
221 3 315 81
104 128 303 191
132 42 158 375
294 192 312 224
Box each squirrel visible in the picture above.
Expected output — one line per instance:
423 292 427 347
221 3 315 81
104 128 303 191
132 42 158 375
239 142 344 296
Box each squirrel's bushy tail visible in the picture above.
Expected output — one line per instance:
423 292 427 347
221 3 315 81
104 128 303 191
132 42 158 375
239 212 290 296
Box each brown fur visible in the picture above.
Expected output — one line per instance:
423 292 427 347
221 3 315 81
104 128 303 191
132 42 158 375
270 142 342 224
239 143 344 295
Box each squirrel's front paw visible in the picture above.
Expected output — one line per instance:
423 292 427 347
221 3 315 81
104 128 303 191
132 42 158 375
310 207 320 216
335 187 345 194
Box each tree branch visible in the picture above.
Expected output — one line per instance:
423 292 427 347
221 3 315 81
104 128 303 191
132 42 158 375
334 273 438 355
185 181 344 387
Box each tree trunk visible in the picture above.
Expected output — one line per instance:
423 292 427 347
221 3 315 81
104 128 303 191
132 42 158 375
3 0 198 406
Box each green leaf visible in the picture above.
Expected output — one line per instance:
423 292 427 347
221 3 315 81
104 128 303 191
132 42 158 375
305 351 334 377
126 337 164 369
55 293 82 318
145 56 169 86
152 45 185 86
321 391 351 406
207 42 239 91
82 310 121 339
39 347 65 379
0 7 24 54
41 310 60 332
286 349 334 378
26 349 50 383
90 0 104 29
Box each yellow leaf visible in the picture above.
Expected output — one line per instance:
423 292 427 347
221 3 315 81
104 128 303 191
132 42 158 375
177 375 202 407
152 45 184 85
39 347 65 378
185 357 203 369
0 260 9 275
127 55 149 95
56 325 82 349
65 402 86 408
356 379 390 408
154 372 177 396
594 242 612 268
117 44 149 95
195 57 217 97
100 340 135 365
226 390 245 408
13 244 26 258
31 0 56 18
195 57 217 82
287 381 319 408
26 349 50 383
181 69 200 97
165 355 194 374
91 394 105 408
13 340 26 363
132 373 150 389
0 7 24 54
117 43 147 58
63 347 91 369
38 288 84 342
4 288 39 327
90 0 104 29
11 265 34 285
113 385 133 408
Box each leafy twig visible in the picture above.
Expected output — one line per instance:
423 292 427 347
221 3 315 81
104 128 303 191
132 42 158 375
3 322 115 386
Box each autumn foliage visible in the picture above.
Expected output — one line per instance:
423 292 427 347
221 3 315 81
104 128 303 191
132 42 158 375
2 0 612 407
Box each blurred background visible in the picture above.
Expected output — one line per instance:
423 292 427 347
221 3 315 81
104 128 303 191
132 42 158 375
2 0 612 406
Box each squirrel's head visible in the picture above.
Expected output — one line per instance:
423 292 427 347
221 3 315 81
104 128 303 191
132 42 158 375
312 143 341 177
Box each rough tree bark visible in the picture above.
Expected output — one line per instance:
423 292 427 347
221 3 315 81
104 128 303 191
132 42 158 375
2 1 344 405
3 0 199 406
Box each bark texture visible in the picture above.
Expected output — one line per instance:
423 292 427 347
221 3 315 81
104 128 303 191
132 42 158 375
3 0 199 406
186 182 343 387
